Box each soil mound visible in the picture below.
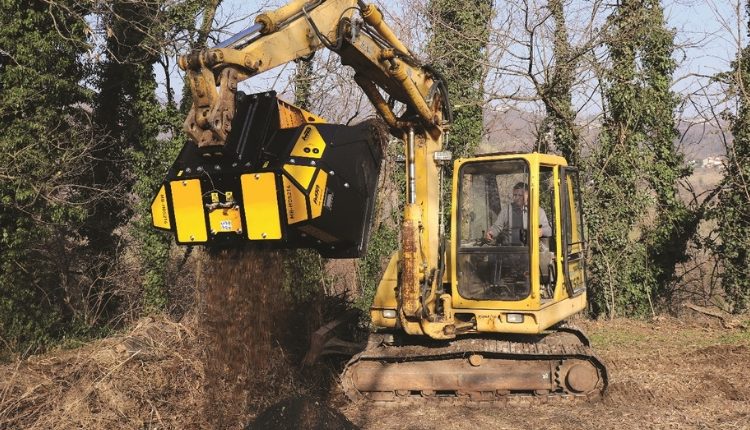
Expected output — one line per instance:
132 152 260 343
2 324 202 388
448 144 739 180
246 395 358 430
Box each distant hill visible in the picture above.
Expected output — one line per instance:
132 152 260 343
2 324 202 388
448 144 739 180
480 108 728 161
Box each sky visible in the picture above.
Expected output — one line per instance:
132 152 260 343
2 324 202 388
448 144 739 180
156 0 748 119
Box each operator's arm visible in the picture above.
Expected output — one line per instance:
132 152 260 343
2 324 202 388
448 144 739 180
486 206 508 241
539 207 552 238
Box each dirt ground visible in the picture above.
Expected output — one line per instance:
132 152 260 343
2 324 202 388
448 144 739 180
342 317 750 430
2 313 748 429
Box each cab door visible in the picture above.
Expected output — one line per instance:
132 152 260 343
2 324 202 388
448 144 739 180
561 167 586 297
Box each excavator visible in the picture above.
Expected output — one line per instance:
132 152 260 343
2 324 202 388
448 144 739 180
150 0 608 401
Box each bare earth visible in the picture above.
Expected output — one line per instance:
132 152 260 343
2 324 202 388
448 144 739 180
1 315 748 429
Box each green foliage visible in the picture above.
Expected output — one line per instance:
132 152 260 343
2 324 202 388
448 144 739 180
0 0 210 354
426 0 492 161
283 249 330 303
638 1 698 305
537 0 579 164
129 80 183 313
586 0 690 318
0 0 96 352
294 58 315 110
711 3 750 312
355 223 399 314
93 0 165 311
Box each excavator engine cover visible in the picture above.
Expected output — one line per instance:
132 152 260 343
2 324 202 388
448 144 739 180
150 91 385 258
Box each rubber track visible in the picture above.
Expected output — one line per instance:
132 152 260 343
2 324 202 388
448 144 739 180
341 336 609 404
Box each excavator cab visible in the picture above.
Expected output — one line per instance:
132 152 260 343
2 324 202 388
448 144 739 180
370 152 589 336
449 153 588 333
456 158 535 301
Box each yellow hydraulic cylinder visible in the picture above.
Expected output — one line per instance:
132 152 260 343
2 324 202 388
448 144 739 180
400 204 423 319
256 0 310 33
361 4 411 55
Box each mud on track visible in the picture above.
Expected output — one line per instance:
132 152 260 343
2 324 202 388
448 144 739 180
342 317 750 430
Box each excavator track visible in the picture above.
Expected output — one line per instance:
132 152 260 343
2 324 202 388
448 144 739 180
341 334 608 404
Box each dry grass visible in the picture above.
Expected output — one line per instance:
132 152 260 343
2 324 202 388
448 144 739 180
0 248 340 430
0 315 205 429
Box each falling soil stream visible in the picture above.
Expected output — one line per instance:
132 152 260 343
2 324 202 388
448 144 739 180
198 247 286 428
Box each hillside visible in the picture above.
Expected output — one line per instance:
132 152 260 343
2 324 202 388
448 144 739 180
482 109 728 161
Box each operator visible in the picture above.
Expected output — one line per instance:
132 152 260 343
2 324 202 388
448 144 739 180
485 182 551 245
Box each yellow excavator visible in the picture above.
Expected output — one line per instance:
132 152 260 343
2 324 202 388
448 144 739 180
150 0 608 401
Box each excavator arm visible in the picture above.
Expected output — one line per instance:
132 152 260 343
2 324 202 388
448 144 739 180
180 0 446 148
152 0 455 338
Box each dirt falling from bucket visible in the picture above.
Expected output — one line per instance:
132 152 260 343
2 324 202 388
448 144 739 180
196 247 291 429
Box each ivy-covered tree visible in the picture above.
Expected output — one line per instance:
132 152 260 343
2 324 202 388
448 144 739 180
0 0 95 351
425 0 492 241
639 0 698 307
713 0 750 313
426 0 493 160
586 0 656 318
93 0 171 311
587 0 695 317
94 0 219 313
536 0 580 166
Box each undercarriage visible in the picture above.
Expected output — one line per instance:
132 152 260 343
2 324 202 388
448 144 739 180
340 326 608 403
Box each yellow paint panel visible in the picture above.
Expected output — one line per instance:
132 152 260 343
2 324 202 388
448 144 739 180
208 206 242 234
372 253 399 310
282 176 308 224
309 170 328 218
169 179 207 243
150 185 171 230
283 164 316 190
290 125 326 159
241 173 281 240
277 98 327 129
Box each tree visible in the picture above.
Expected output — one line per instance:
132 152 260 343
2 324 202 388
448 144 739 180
426 0 493 161
0 0 98 351
585 0 702 318
712 0 750 312
93 0 221 313
638 0 699 308
93 0 168 311
536 0 580 166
